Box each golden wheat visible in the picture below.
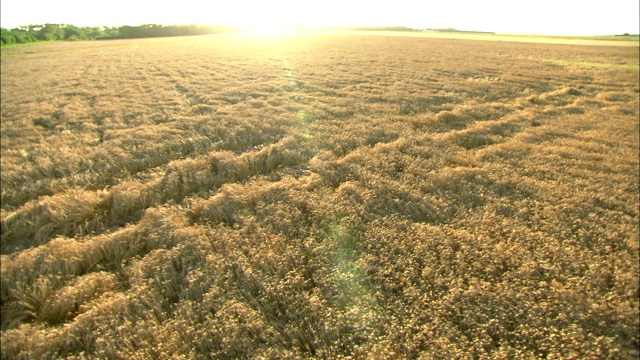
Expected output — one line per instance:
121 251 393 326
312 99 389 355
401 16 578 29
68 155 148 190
1 32 638 358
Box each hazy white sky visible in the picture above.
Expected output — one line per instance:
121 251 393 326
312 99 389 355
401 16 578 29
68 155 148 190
1 0 638 35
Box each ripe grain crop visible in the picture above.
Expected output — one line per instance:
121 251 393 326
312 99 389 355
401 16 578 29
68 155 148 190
1 32 638 358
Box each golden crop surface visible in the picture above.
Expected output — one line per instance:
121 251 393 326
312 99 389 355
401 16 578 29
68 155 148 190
1 32 638 359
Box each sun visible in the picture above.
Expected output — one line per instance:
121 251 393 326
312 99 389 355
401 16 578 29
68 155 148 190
221 4 306 36
239 23 297 36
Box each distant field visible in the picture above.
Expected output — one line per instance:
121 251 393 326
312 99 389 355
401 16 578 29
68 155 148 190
1 32 638 358
305 30 640 46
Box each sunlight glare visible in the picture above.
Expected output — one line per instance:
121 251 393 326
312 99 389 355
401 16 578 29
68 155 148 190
215 1 305 35
240 23 296 36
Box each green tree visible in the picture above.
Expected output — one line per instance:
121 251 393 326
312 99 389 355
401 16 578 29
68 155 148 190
38 24 64 41
1 28 17 44
63 25 82 40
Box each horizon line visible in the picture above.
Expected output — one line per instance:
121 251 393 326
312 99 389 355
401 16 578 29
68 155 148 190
2 22 639 38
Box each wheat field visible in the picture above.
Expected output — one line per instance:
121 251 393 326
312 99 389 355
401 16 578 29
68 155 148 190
1 32 638 359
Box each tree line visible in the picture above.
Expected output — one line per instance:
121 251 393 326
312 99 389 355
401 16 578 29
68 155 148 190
1 24 239 45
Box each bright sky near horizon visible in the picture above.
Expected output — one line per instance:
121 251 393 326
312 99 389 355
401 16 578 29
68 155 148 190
1 0 638 36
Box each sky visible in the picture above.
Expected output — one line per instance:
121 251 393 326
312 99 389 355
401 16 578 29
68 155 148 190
1 0 639 36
